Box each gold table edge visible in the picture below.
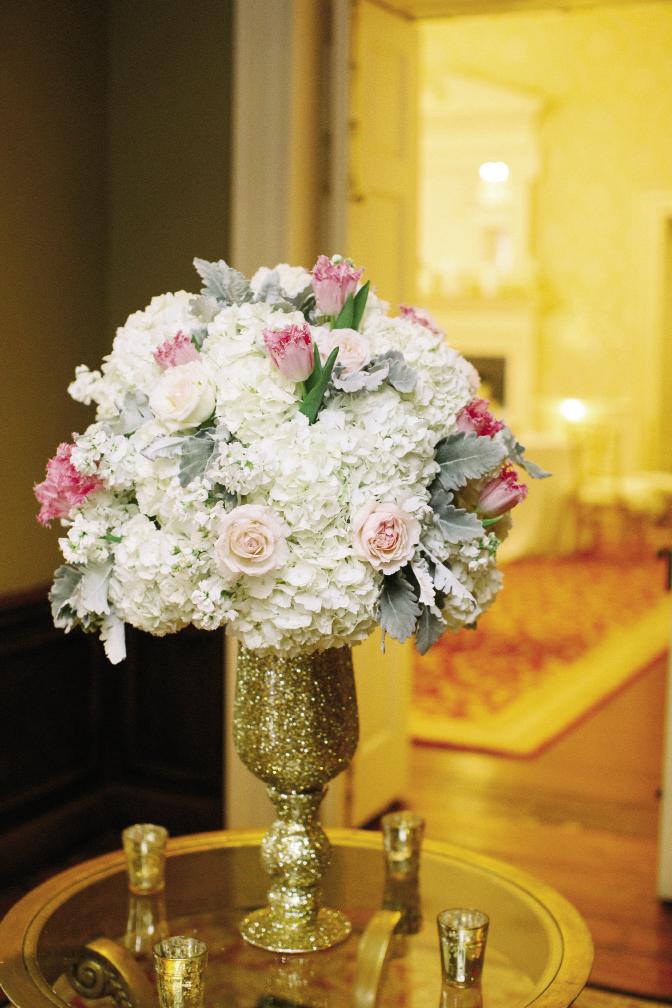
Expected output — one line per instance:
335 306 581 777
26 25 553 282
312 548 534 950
0 828 593 1008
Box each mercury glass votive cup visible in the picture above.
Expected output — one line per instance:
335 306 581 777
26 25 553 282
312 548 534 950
381 811 425 935
122 823 169 894
153 937 208 1008
437 908 489 991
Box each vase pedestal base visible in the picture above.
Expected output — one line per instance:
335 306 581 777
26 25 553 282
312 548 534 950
240 906 351 954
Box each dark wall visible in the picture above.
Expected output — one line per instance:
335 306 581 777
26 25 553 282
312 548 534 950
0 0 233 888
106 0 234 333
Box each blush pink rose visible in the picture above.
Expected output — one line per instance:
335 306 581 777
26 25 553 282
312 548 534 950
35 443 103 526
311 255 364 316
314 326 371 375
477 465 528 517
352 501 420 575
153 330 199 370
456 398 504 438
215 504 289 578
263 323 315 382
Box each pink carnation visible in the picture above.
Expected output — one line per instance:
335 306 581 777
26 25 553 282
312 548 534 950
153 330 199 370
477 465 528 518
35 443 103 526
311 255 364 316
456 398 504 438
399 304 443 336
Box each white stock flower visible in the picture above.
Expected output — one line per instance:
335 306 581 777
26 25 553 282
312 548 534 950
149 360 216 432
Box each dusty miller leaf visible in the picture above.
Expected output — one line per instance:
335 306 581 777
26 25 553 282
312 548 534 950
434 432 506 492
501 427 551 479
112 391 153 435
411 559 436 606
332 361 388 393
50 565 83 628
415 605 446 655
378 570 421 644
80 559 112 615
142 435 185 461
100 613 126 664
432 559 476 606
377 350 417 393
193 258 252 305
430 488 483 544
179 427 219 486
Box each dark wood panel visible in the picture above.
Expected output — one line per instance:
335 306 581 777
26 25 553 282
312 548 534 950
0 590 225 889
0 594 102 831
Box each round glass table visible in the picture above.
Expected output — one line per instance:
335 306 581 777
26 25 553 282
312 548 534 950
0 829 593 1008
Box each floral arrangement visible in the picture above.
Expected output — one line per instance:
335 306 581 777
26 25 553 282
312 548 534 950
35 255 546 664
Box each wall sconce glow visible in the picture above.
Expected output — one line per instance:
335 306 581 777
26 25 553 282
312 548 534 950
559 398 588 423
479 161 510 183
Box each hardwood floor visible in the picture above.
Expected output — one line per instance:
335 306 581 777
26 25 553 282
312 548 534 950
407 655 672 1000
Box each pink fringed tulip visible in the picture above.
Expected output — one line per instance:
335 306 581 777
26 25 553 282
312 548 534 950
35 443 103 526
477 465 528 518
263 323 315 382
153 330 199 370
456 398 504 438
311 255 364 316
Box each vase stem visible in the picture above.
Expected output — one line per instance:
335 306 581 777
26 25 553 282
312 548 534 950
234 646 358 953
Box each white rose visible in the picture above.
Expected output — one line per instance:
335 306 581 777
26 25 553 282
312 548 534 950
149 360 216 432
215 504 289 578
314 327 371 375
352 500 420 575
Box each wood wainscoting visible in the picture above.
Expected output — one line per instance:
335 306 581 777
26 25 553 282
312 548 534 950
0 587 225 892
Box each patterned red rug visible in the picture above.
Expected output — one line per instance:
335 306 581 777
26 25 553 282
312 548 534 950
412 553 671 756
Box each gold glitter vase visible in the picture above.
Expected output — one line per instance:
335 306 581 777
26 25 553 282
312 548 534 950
233 645 359 953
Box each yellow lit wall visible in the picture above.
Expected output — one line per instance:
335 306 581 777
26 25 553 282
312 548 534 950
421 2 672 468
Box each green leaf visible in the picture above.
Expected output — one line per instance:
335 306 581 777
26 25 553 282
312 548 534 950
378 570 420 644
299 347 339 424
333 292 354 329
101 533 122 543
352 281 370 330
304 343 323 393
434 432 506 492
415 605 446 655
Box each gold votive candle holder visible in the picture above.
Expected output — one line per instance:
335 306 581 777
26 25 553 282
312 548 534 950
437 908 489 988
382 811 425 935
153 936 208 1008
122 823 168 894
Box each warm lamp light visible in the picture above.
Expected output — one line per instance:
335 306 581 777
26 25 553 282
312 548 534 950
479 161 510 183
559 398 588 423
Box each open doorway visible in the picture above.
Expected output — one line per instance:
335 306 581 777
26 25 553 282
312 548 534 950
343 0 672 997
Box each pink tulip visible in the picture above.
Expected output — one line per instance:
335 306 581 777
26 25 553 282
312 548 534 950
153 330 199 370
311 255 364 316
35 443 103 526
456 398 504 438
262 323 315 382
477 465 528 518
